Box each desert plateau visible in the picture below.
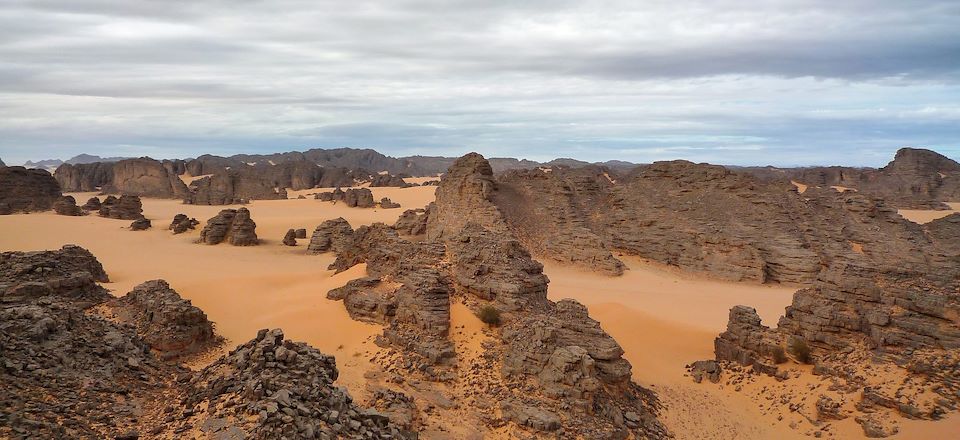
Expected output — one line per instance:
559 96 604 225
3 1 960 439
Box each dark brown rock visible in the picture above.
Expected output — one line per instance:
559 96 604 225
282 229 297 246
198 207 258 245
369 174 409 187
53 195 84 216
379 197 401 209
80 196 101 211
130 216 152 231
107 279 219 360
54 162 113 192
169 214 199 234
307 217 354 254
393 207 429 235
0 166 61 214
98 194 143 220
294 228 307 239
105 158 189 198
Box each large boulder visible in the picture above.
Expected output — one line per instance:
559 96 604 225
103 158 190 198
198 207 259 245
0 166 62 214
98 194 143 220
307 217 355 254
54 162 113 192
53 195 84 216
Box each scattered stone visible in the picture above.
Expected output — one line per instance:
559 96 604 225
282 229 297 246
98 194 144 220
130 216 152 231
53 195 84 216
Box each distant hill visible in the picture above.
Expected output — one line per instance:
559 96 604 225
23 154 128 171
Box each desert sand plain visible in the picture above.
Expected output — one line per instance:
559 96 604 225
1 181 958 439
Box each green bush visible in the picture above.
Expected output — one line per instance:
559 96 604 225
788 338 812 364
771 346 787 364
476 305 502 327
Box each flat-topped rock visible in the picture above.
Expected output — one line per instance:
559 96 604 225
198 207 258 245
0 166 61 215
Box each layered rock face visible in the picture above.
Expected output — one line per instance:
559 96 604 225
393 207 429 235
0 166 62 214
495 166 625 275
106 279 219 360
54 161 113 192
379 197 401 208
80 196 101 211
1 246 406 439
198 207 259 245
104 158 190 198
129 216 151 230
184 169 285 205
493 160 945 284
307 217 355 254
311 153 668 438
98 194 143 220
53 195 84 216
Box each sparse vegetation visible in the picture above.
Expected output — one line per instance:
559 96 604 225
788 338 812 364
771 346 787 364
476 305 502 327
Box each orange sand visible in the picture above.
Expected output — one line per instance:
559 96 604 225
899 202 960 224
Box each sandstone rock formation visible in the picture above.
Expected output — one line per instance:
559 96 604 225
307 217 354 254
169 213 200 234
184 169 284 205
294 228 307 239
98 194 143 220
198 207 259 245
393 207 429 235
741 148 960 209
282 229 297 246
379 197 401 208
105 158 190 198
80 196 101 211
106 279 219 360
0 166 62 214
129 216 151 230
53 161 113 192
314 187 376 208
53 195 84 216
310 154 669 438
369 174 409 187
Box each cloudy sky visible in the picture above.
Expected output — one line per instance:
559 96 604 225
1 0 958 166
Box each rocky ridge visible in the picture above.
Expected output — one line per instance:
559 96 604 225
311 153 668 438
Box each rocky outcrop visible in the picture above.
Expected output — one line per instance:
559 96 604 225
714 306 784 376
315 187 376 208
393 207 429 235
129 216 151 230
294 228 306 239
104 158 190 198
184 169 284 205
926 213 960 255
312 156 669 438
379 197 400 208
53 195 84 216
0 166 61 214
98 194 143 220
426 153 508 240
80 196 101 211
741 148 960 209
198 207 258 245
495 166 625 275
0 246 405 440
169 213 199 234
307 217 355 254
178 328 412 440
106 279 219 360
282 229 297 246
369 174 409 187
54 162 113 192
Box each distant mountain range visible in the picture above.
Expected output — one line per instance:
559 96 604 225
22 154 130 171
20 148 639 175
